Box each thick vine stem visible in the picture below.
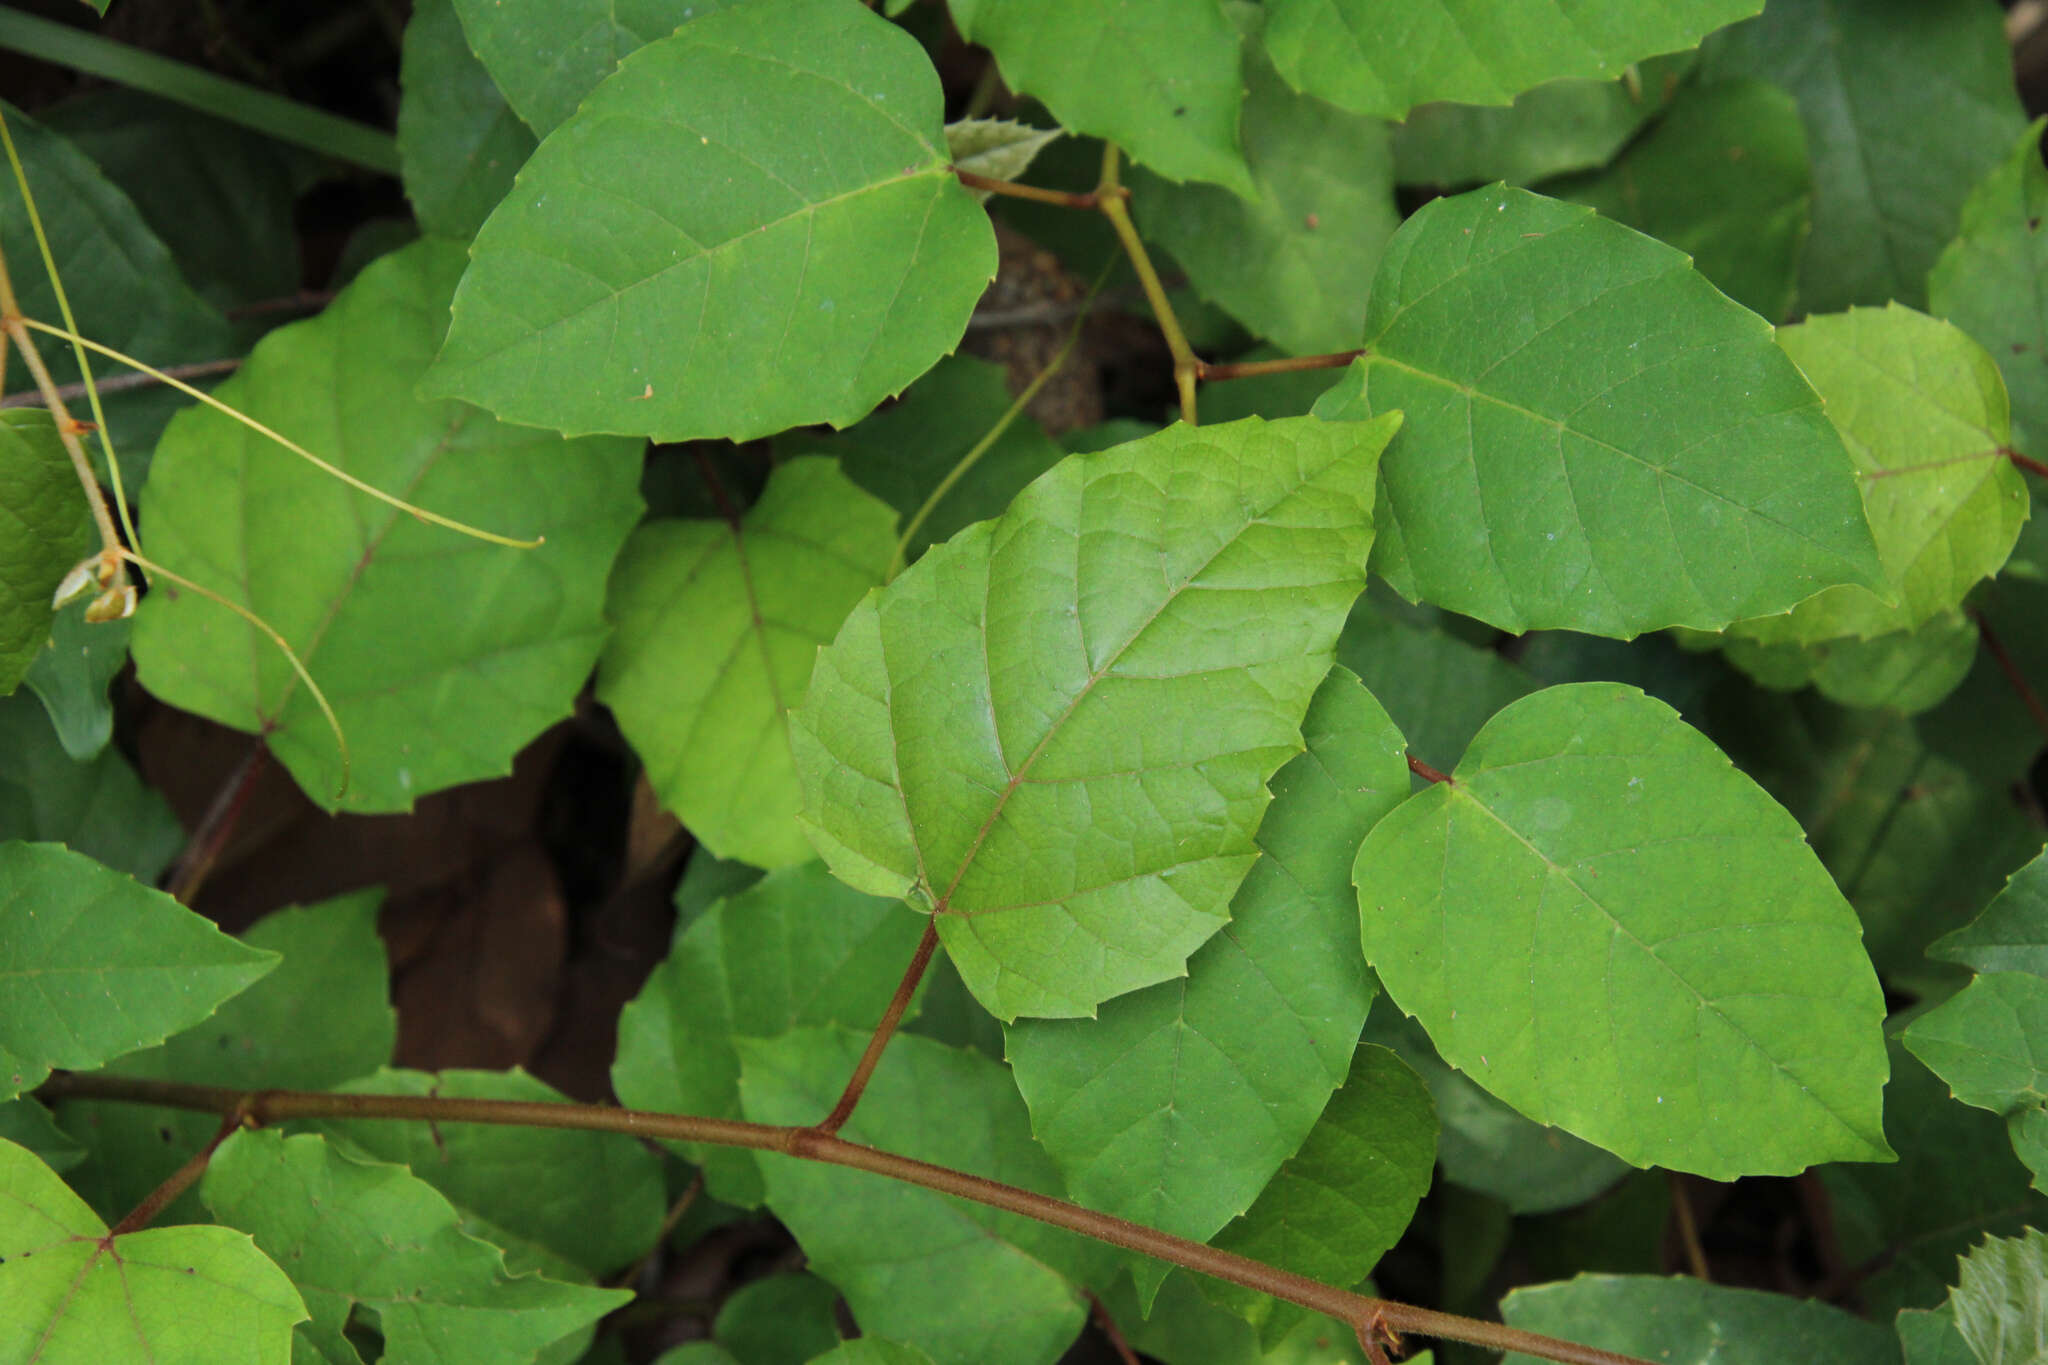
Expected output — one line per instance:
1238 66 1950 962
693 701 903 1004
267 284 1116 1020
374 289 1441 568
40 1073 1655 1365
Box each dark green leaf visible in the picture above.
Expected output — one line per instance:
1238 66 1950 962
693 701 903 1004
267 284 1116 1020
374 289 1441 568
1905 973 2048 1116
790 415 1398 1020
1500 1274 1901 1365
1260 0 1758 120
1005 668 1405 1267
1699 0 2024 312
947 0 1254 197
398 0 537 238
1898 1308 1976 1365
0 684 180 884
1097 1271 1372 1365
1312 184 1882 638
1933 852 2048 979
1332 598 1535 775
1723 611 1980 716
1355 683 1891 1176
0 841 275 1101
1547 78 1810 320
21 601 130 760
0 410 92 696
426 0 996 442
714 1273 843 1365
1951 1227 2048 1365
0 1096 83 1172
600 459 896 868
131 238 644 812
612 862 925 1205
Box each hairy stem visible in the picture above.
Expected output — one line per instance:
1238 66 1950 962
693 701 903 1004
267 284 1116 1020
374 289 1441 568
40 1073 1655 1365
1092 145 1198 424
816 920 940 1136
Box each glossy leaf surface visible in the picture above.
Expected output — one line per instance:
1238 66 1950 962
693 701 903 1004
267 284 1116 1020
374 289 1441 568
1500 1274 1900 1365
947 0 1254 197
1731 305 2023 645
0 841 275 1101
0 1137 304 1364
1312 185 1882 638
1259 0 1757 120
427 0 996 442
790 414 1398 1019
0 411 91 696
1005 668 1405 1255
202 1128 627 1364
739 1028 1106 1365
1355 683 1891 1177
132 238 644 811
601 458 896 868
611 862 926 1205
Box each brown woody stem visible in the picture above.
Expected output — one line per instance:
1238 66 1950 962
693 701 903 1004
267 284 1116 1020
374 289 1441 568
39 1072 1654 1365
1198 349 1366 382
817 919 940 1135
2009 448 2048 479
108 1109 246 1237
955 168 1100 209
1407 754 1452 785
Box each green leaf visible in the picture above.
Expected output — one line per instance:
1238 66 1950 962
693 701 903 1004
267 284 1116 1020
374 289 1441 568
425 0 996 443
1899 1306 1978 1365
1699 0 2024 313
1547 78 1810 321
599 458 896 869
1729 306 2023 645
21 601 130 760
0 410 92 697
945 118 1062 197
52 888 392 1224
790 414 1398 1020
714 1272 843 1365
1392 55 1694 189
1722 610 1980 716
131 237 644 813
1311 184 1882 638
1004 667 1405 1260
1355 682 1891 1177
0 841 275 1102
779 355 1065 565
738 1028 1107 1365
312 1068 663 1278
1951 1227 2048 1365
1499 1274 1901 1365
805 1344 933 1365
612 862 926 1205
0 1137 305 1363
1333 598 1535 775
202 1128 627 1365
1905 974 2048 1117
0 685 181 885
1932 120 2048 458
1198 1044 1436 1339
1130 14 1397 355
2010 1108 2048 1198
449 0 735 136
1933 852 2048 979
398 0 537 239
0 100 235 467
947 0 1254 197
1097 1270 1373 1365
0 1096 84 1173
1259 0 1758 120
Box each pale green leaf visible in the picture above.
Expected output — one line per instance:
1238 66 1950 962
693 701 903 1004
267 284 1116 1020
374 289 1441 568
52 889 392 1225
0 841 275 1102
399 0 536 238
1906 974 2048 1117
600 459 896 868
1311 184 1882 638
738 1028 1108 1365
947 0 1254 197
313 1069 663 1278
202 1129 627 1365
1500 1274 1901 1365
21 601 130 760
1355 682 1891 1177
426 0 996 443
945 118 1062 197
1729 306 2023 644
1932 120 2048 458
611 862 925 1206
1952 1227 2048 1365
714 1273 842 1364
1198 1044 1436 1337
1130 16 1398 355
0 1137 305 1364
1722 610 1980 716
131 238 644 812
1392 55 1694 188
1699 0 2024 313
0 687 180 884
1547 78 1810 321
1260 0 1758 120
790 414 1398 1020
1004 668 1405 1258
0 410 92 697
449 0 737 136
1933 852 2048 979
